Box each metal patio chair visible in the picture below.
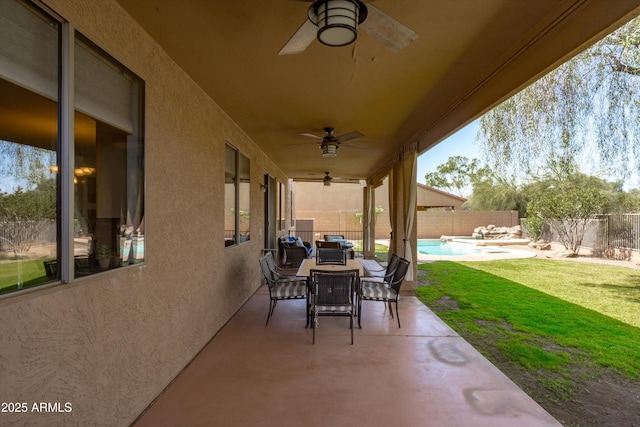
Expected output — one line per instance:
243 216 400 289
315 247 347 265
259 255 308 325
310 269 358 344
357 257 410 328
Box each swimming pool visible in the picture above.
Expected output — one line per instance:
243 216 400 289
415 238 537 261
417 239 500 256
418 239 507 256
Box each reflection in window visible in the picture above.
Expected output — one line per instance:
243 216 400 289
224 143 250 246
0 0 145 295
238 153 250 243
0 0 59 294
278 181 285 230
74 35 145 275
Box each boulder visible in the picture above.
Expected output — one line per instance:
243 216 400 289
473 224 523 240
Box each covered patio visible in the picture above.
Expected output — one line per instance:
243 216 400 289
3 1 640 426
134 287 560 427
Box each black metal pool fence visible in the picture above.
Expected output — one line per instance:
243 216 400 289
522 214 640 254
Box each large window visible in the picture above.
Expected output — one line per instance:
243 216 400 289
224 143 250 246
0 0 145 295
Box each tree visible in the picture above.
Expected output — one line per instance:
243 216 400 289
465 170 529 215
526 163 609 254
0 180 56 253
0 140 57 253
478 16 640 182
424 156 489 198
353 206 384 225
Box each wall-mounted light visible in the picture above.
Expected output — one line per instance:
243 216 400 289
260 183 268 193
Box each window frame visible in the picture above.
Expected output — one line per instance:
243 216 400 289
224 142 250 247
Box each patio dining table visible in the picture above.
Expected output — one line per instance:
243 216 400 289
296 258 365 277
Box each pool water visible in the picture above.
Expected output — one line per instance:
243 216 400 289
417 239 484 256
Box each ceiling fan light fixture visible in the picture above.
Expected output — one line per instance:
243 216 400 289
321 143 338 157
308 0 368 47
323 172 332 186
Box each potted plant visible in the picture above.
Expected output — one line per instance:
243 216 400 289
97 244 113 270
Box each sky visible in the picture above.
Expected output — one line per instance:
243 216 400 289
417 120 639 191
417 121 482 185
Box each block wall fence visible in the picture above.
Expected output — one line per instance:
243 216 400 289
296 210 520 240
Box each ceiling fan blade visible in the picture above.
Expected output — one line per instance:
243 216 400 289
360 4 418 52
278 19 317 55
299 132 324 140
336 131 364 143
342 141 369 148
286 142 320 147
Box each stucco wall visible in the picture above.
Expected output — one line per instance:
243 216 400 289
417 210 521 238
294 181 466 240
0 1 284 425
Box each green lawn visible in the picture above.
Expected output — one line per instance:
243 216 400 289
0 257 52 293
416 259 640 400
350 240 389 262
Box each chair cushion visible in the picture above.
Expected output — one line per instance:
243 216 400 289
360 277 385 284
272 282 307 298
360 282 397 300
314 304 353 313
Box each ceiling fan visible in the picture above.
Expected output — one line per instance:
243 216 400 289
297 127 364 157
279 0 418 55
323 171 333 186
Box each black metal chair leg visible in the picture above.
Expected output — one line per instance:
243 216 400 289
396 300 401 328
312 312 316 344
265 299 274 325
350 314 354 344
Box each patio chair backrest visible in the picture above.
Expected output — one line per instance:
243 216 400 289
316 240 341 249
264 251 278 273
389 257 410 293
316 247 347 265
310 269 358 306
283 245 307 268
385 253 401 279
259 256 277 286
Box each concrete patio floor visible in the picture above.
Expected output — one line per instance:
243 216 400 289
134 285 561 427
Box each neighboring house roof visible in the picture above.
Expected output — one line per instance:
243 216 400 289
417 183 467 204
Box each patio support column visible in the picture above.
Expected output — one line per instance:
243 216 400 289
363 185 375 259
389 142 418 293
